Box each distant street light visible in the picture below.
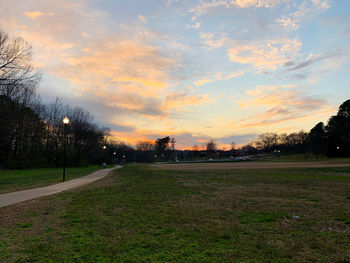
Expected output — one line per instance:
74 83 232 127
62 117 70 182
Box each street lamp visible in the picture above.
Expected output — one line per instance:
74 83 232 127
102 145 107 167
62 116 70 182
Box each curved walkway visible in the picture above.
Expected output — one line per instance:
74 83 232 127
0 165 122 208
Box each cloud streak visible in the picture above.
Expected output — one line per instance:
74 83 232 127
286 52 340 71
23 11 55 19
238 85 333 127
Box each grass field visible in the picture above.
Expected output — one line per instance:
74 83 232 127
0 164 350 262
0 166 109 194
153 161 350 170
254 153 350 163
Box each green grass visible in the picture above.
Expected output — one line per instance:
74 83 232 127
0 166 109 193
0 164 349 262
254 153 350 163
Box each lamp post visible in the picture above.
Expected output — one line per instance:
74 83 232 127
62 116 70 182
102 145 107 167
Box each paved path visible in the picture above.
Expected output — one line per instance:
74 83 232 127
0 165 122 208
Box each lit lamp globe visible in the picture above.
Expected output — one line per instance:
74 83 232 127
63 117 70 125
103 145 107 150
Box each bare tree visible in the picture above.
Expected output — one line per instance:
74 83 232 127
255 133 278 152
206 139 217 157
170 137 176 150
0 28 41 105
136 140 155 151
170 137 176 160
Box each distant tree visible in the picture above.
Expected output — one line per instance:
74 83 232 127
338 99 350 118
108 141 134 163
0 95 45 167
155 136 170 159
326 99 350 156
170 137 176 150
206 139 217 157
308 122 326 160
256 133 278 152
278 133 289 152
135 140 155 162
136 140 154 151
296 131 308 153
240 143 258 155
170 137 176 160
230 142 236 151
192 144 199 151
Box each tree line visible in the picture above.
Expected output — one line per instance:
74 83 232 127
0 28 108 168
246 99 350 159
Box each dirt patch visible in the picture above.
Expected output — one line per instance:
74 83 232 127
152 161 350 170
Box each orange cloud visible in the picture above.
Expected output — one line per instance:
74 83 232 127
164 91 214 109
238 85 334 128
23 11 55 19
195 71 244 86
56 38 175 98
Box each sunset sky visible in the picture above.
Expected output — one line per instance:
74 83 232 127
1 0 349 149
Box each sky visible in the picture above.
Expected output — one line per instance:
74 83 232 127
0 0 349 149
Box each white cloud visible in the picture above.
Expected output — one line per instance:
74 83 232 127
200 32 226 49
192 22 201 29
275 0 330 31
138 14 147 24
190 0 285 19
275 16 299 31
311 0 330 9
164 0 180 7
227 38 302 70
